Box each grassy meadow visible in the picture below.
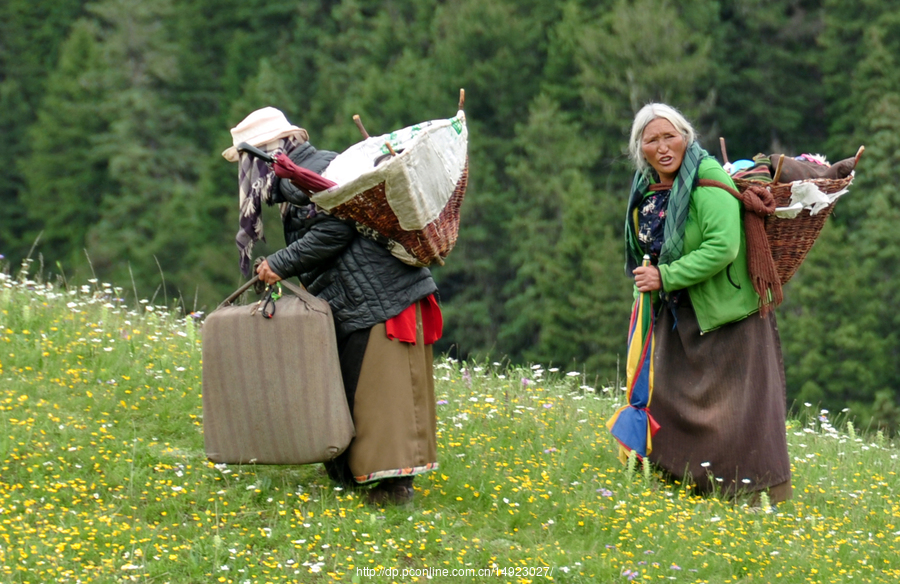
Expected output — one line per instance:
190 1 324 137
1 267 899 584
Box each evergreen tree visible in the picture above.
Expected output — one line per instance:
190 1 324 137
79 0 201 303
500 94 629 375
713 0 829 157
0 0 88 260
541 1 596 113
3 0 895 420
387 0 560 358
820 0 888 157
0 79 32 259
169 0 302 151
847 91 900 433
18 21 111 269
577 0 718 151
780 7 900 433
777 223 883 409
823 5 900 224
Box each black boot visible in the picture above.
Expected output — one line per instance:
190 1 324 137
365 476 414 506
323 454 358 489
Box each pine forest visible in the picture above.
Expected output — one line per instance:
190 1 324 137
2 0 899 433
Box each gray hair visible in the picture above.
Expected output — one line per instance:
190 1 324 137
628 103 697 176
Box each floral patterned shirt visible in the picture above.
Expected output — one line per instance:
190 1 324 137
637 190 670 265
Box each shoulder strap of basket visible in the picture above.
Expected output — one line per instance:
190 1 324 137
696 179 783 314
696 178 741 198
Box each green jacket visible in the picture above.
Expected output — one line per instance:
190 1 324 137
641 158 760 332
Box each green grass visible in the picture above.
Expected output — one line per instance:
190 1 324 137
1 270 899 583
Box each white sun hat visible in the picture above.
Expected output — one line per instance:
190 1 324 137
221 107 309 162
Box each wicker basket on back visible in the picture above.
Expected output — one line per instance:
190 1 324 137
733 175 852 285
319 160 467 267
314 107 469 268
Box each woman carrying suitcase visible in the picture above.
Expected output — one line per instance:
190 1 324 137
226 108 441 505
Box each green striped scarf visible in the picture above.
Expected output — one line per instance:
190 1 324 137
625 141 710 272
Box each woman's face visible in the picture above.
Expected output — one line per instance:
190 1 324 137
641 118 686 183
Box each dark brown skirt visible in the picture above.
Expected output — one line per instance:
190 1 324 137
648 301 792 502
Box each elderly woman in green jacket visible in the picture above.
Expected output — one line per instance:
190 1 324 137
626 103 791 504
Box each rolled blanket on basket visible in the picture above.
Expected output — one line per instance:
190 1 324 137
769 153 856 182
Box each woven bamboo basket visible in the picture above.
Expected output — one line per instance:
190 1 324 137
323 161 468 267
314 101 468 267
733 175 852 285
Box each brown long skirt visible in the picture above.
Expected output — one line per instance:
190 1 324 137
648 301 792 503
348 305 438 484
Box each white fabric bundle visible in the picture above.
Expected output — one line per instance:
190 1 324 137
774 176 852 218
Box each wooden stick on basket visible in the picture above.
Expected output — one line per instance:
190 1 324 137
771 154 785 184
351 113 397 157
352 114 369 139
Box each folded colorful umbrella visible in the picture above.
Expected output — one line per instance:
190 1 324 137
606 256 661 463
273 154 337 192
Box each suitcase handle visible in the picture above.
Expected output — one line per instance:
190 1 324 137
218 276 314 311
218 275 261 309
277 279 308 298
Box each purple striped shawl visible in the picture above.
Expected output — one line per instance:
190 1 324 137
235 136 303 276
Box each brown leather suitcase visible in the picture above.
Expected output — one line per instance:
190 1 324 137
202 278 354 464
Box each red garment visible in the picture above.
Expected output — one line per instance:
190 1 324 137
273 153 337 192
385 294 443 345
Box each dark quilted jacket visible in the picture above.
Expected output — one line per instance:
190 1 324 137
266 142 437 340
